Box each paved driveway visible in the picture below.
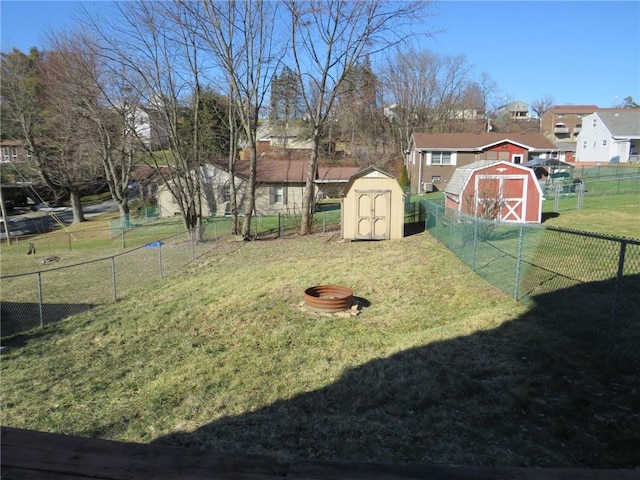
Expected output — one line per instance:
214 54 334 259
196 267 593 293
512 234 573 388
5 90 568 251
0 199 117 240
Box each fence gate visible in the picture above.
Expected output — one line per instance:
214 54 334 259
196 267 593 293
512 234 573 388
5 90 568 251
355 190 390 240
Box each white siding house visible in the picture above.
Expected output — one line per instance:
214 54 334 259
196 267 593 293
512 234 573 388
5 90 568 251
576 110 640 164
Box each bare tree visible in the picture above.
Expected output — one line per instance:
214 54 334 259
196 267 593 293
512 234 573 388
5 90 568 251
89 1 213 240
2 46 102 223
191 0 281 238
287 0 430 235
381 48 472 154
46 30 139 223
1 48 65 207
531 94 554 130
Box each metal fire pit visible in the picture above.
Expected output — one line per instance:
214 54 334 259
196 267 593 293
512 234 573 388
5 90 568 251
304 285 354 313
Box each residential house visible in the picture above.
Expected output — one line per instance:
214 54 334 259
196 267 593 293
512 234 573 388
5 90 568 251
156 158 359 218
0 140 31 163
575 110 640 164
540 105 599 144
129 105 169 150
406 132 558 193
496 101 530 121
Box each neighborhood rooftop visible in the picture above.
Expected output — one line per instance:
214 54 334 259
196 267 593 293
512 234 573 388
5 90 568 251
411 132 558 150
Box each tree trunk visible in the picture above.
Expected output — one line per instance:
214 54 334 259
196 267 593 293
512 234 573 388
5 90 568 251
300 129 320 235
118 202 131 228
241 146 257 239
69 188 85 223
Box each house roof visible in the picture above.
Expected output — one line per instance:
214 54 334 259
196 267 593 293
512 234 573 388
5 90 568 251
411 132 557 151
548 105 599 114
316 165 361 183
208 158 358 184
595 110 640 137
0 139 24 147
444 160 535 197
554 141 576 152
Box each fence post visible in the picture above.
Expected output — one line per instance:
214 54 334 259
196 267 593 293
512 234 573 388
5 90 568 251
576 183 585 209
323 210 326 233
111 257 117 302
609 240 627 359
472 215 478 272
278 213 281 238
37 272 44 328
158 241 164 279
553 185 561 212
513 224 524 300
448 208 454 249
121 227 125 249
214 221 218 241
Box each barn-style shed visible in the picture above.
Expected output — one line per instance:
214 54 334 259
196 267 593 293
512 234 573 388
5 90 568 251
341 166 405 240
444 160 543 223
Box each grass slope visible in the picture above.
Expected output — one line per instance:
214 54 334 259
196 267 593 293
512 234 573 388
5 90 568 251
542 192 640 238
2 233 638 468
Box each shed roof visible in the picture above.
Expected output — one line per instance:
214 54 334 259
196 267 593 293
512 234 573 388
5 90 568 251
342 165 400 194
445 160 505 197
411 132 557 151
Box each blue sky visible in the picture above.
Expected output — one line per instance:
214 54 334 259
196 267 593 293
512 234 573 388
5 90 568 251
1 0 639 110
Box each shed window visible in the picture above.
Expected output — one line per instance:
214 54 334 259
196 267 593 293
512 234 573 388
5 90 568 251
430 151 453 165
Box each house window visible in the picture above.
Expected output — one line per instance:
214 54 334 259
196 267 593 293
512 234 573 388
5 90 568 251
583 141 587 149
592 119 597 127
432 175 441 183
430 151 452 165
270 185 285 204
223 183 231 202
593 141 596 148
602 140 607 146
11 147 17 161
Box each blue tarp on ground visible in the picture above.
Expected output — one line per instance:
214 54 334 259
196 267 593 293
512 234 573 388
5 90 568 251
143 241 164 248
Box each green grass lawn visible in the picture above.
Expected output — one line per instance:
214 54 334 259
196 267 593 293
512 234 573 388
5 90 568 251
2 233 638 468
541 192 640 238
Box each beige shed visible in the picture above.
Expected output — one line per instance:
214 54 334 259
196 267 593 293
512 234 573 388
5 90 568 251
341 166 405 240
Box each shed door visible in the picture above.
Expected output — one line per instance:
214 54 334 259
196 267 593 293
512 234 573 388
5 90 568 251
355 190 391 240
475 175 528 222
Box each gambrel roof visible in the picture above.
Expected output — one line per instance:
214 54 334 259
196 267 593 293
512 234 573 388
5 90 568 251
445 160 504 197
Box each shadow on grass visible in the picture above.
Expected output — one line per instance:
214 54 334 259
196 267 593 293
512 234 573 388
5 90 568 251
541 212 560 223
1 301 96 340
153 275 640 468
404 221 425 237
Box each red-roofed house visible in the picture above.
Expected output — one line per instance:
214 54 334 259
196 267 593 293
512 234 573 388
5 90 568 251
406 132 557 193
156 158 359 218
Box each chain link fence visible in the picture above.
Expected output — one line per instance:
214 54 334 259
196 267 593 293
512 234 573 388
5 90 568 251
1 208 342 338
422 199 640 368
540 167 640 211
